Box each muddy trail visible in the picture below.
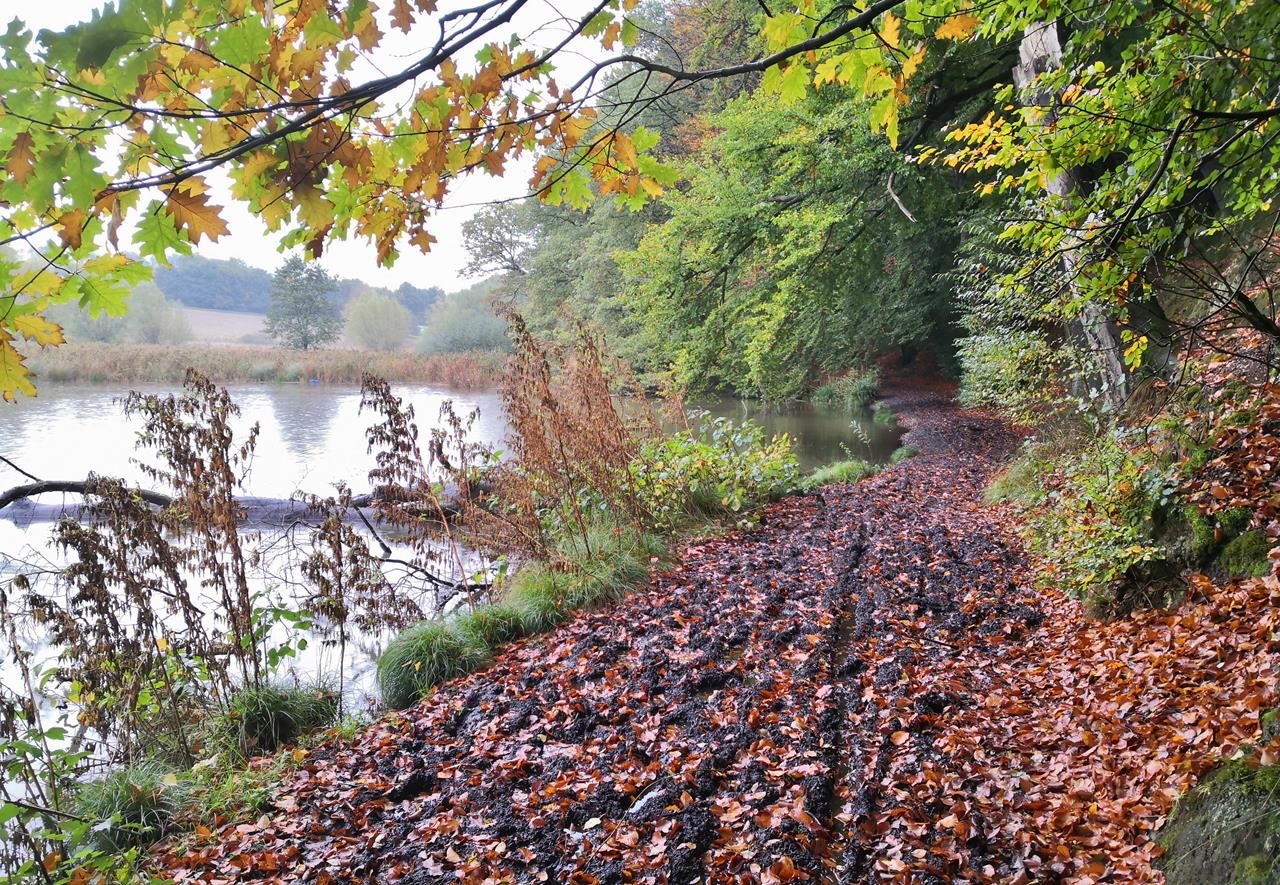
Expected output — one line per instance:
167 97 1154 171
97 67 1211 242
155 389 1277 883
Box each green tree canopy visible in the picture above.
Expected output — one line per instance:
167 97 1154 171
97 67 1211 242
345 288 414 351
265 256 341 350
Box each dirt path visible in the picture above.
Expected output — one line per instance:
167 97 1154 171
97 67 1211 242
156 387 1040 883
157 389 1276 883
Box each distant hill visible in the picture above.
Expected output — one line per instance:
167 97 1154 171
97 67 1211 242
153 255 443 321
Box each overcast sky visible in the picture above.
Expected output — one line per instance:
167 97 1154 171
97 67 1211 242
19 1 605 293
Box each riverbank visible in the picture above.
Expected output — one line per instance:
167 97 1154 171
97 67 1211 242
147 385 1278 881
25 343 503 388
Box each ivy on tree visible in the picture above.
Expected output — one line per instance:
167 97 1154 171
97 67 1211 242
265 256 341 351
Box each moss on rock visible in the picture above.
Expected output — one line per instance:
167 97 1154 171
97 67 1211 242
1216 530 1273 579
1157 761 1280 885
1262 710 1280 744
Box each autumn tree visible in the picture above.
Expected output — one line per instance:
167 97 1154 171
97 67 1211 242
265 256 341 351
0 0 1275 415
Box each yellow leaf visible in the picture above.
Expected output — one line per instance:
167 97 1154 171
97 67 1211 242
56 209 88 250
0 330 38 402
611 132 637 169
164 177 230 244
881 12 901 49
901 46 926 80
12 314 65 347
295 183 336 229
935 13 980 41
161 773 179 788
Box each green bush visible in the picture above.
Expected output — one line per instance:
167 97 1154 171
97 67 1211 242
346 290 414 351
502 564 573 635
377 622 490 710
212 684 338 757
1018 427 1173 613
74 759 191 851
812 367 880 411
890 446 918 465
629 416 799 530
801 459 879 490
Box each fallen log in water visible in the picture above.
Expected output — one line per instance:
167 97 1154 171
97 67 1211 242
0 480 474 528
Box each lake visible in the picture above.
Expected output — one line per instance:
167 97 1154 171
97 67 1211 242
0 382 900 712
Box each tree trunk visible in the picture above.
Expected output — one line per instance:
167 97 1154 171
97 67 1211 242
1014 22 1131 411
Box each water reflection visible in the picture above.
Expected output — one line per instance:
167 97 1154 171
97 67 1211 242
689 398 902 470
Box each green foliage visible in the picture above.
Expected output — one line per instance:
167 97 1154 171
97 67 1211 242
44 281 189 346
265 256 341 351
629 416 800 531
1019 427 1172 612
184 745 302 826
800 459 879 490
619 81 981 399
376 622 491 711
345 289 414 351
1217 531 1273 580
890 446 918 465
417 279 510 355
452 604 527 650
210 684 338 757
73 759 190 852
812 367 880 411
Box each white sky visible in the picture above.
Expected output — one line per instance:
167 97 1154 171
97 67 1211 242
16 1 606 293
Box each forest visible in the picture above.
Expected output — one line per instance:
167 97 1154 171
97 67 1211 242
1 0 1279 882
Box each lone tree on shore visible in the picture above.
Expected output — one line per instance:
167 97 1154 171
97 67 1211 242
265 256 341 351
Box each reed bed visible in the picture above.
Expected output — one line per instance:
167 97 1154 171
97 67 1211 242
27 343 503 389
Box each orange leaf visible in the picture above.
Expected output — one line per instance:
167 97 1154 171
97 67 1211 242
164 177 230 244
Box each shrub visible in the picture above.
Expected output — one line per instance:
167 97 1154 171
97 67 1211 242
812 367 880 411
212 684 338 757
890 446 918 465
502 564 573 635
418 280 510 355
1016 427 1172 613
346 290 414 351
74 760 191 851
376 622 490 710
800 459 879 490
629 416 800 530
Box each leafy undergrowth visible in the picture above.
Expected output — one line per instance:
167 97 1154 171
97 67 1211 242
149 387 1279 883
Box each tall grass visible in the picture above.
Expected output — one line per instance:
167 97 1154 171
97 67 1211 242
377 521 667 710
812 367 881 411
27 343 502 388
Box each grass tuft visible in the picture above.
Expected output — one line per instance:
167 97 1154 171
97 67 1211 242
800 459 880 490
74 759 191 851
890 446 918 465
376 621 491 710
210 684 338 757
812 367 880 411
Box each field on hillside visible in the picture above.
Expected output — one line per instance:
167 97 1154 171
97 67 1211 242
182 307 268 344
